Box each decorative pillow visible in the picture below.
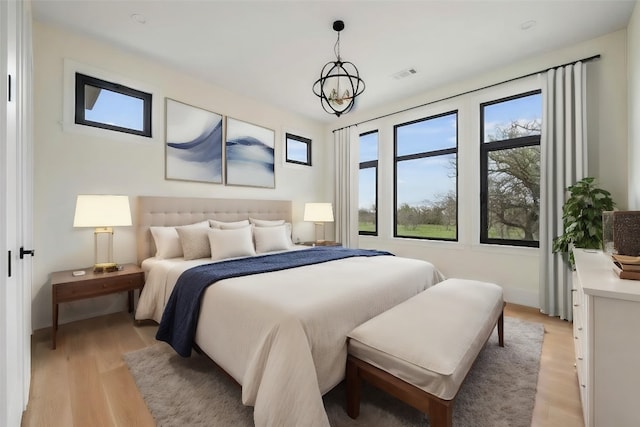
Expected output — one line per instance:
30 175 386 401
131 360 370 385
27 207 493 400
254 224 292 253
250 219 294 246
209 219 251 229
176 226 211 260
150 221 208 259
208 226 256 260
249 218 285 227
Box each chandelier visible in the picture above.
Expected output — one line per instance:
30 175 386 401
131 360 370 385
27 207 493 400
312 20 365 117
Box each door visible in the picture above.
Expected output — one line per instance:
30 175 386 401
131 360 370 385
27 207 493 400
1 0 33 425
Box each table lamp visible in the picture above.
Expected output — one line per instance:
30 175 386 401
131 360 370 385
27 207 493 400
73 195 132 272
304 202 334 243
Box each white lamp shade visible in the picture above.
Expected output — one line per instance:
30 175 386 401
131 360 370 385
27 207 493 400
73 195 132 227
304 203 334 223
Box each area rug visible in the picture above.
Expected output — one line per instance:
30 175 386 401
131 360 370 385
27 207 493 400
124 317 543 427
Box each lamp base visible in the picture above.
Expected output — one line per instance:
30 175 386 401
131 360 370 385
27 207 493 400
93 262 118 273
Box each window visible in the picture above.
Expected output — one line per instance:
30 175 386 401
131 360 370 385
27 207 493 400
359 130 378 235
285 133 312 166
75 72 152 137
480 91 542 246
394 111 458 240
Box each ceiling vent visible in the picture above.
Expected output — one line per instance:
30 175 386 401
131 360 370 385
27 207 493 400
392 68 417 80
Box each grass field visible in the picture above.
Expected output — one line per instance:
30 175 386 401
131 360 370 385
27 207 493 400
359 222 456 239
359 223 534 242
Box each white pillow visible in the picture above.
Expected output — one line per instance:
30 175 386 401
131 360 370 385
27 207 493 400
254 224 292 253
249 218 285 227
208 226 256 260
251 219 294 246
150 221 208 259
176 226 211 260
209 219 250 229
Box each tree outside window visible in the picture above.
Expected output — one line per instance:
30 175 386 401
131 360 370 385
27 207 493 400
480 91 542 246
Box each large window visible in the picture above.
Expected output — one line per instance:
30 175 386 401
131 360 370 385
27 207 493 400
394 111 458 240
480 91 542 246
75 72 152 137
359 130 378 235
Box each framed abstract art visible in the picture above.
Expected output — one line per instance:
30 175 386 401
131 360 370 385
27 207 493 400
225 117 275 188
165 98 223 183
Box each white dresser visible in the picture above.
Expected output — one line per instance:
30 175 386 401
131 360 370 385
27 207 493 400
572 249 640 427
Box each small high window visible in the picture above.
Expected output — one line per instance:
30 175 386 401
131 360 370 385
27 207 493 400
75 72 152 137
285 133 312 166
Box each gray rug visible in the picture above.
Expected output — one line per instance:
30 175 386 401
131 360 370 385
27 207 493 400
124 317 543 426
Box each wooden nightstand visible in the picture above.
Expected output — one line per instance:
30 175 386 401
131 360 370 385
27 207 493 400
300 241 341 247
50 263 144 349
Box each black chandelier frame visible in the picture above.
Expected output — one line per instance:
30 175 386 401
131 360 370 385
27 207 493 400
312 20 365 117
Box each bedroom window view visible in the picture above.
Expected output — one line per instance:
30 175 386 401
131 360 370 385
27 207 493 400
74 72 152 137
394 111 458 240
285 133 312 166
480 91 542 247
359 130 378 235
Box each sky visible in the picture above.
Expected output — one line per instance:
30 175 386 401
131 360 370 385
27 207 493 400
84 86 144 131
359 92 542 210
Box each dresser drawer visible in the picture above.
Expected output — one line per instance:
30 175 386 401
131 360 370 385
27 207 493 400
54 272 144 302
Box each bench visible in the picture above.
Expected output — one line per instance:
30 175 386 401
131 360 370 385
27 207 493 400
346 278 504 427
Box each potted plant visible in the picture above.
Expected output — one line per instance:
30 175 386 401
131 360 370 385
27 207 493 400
552 177 615 268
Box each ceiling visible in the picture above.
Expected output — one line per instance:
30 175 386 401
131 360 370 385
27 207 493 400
32 0 636 123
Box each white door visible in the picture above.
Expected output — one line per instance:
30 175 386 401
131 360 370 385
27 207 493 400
1 0 32 425
16 0 34 410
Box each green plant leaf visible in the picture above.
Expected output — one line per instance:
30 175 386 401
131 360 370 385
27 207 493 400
552 177 615 269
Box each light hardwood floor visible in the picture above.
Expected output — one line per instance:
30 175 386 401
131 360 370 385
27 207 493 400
22 303 584 427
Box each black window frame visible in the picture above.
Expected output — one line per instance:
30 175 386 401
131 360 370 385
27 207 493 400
75 72 152 137
480 90 541 247
358 130 379 236
393 110 459 241
285 133 312 166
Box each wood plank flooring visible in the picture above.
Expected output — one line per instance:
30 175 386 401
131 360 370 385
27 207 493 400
22 304 584 427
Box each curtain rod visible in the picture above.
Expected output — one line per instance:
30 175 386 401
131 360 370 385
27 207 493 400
332 54 601 133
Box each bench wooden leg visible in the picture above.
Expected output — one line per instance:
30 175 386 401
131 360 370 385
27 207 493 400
346 355 361 418
430 399 453 427
498 308 505 347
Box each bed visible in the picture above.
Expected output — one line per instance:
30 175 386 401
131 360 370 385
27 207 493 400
134 196 444 427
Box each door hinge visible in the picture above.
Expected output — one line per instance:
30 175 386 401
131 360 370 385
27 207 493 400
7 251 11 277
7 74 11 102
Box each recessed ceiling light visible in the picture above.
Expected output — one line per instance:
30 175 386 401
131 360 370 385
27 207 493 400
130 13 147 24
520 20 537 31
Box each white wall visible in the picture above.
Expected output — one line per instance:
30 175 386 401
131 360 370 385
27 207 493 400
32 22 329 330
32 21 632 328
629 1 640 210
327 29 629 308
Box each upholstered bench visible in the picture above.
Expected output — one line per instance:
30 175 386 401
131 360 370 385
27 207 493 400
346 278 504 427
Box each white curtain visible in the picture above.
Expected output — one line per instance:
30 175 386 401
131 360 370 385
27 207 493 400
333 127 359 248
539 62 588 321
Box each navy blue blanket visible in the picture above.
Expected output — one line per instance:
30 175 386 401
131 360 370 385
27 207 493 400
156 246 392 356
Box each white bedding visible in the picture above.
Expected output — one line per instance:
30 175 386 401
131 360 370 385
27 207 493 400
135 250 444 427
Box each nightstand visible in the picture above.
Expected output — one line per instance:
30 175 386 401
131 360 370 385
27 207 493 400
50 263 144 349
300 241 341 247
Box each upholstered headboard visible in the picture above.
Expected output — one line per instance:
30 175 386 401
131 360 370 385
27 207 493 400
136 196 292 264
